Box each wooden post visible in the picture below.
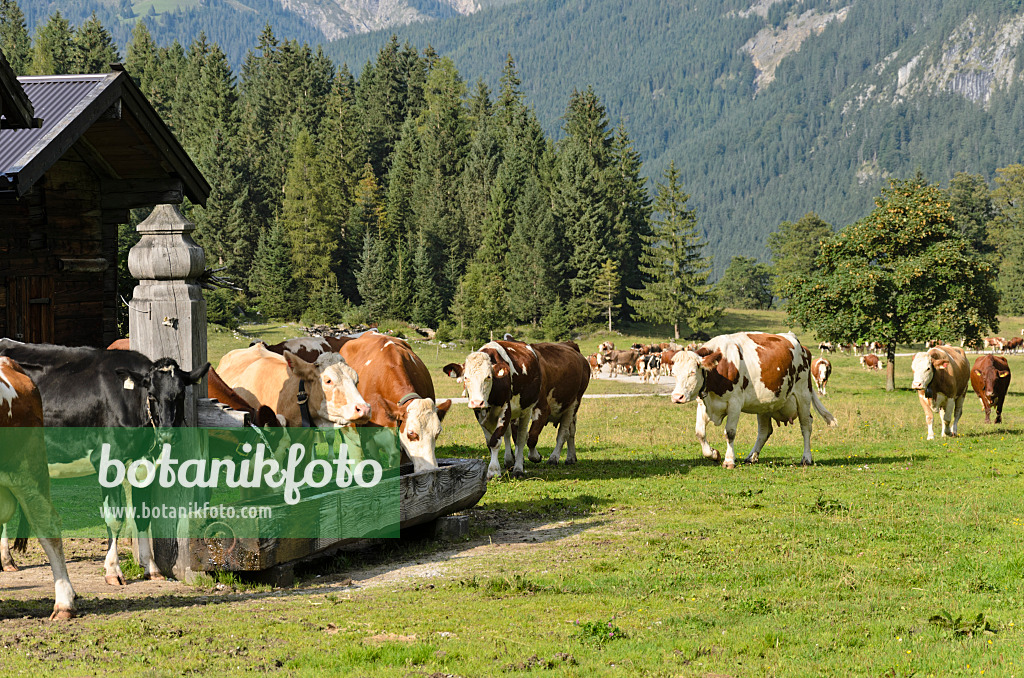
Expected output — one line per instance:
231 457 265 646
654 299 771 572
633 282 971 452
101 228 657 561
127 203 207 579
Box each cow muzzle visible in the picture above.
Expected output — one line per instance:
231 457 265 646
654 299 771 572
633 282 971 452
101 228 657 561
670 392 689 404
468 399 486 410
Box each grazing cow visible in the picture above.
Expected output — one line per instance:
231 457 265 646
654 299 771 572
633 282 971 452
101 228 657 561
970 355 1011 424
0 339 210 585
910 345 970 440
339 332 451 472
442 341 542 479
818 342 834 354
251 336 352 363
601 348 639 377
0 358 76 619
983 337 1006 353
1002 337 1023 354
860 353 883 370
587 353 603 379
521 342 591 466
218 344 370 427
811 357 832 396
670 332 837 468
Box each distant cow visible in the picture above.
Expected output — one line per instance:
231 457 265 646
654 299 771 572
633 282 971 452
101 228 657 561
1002 337 1023 354
601 348 639 377
818 342 834 354
587 353 603 378
340 332 451 472
521 342 591 466
251 336 352 363
911 345 970 440
443 341 542 479
983 337 1006 353
0 357 76 619
636 353 662 383
970 354 1011 424
0 339 209 585
670 332 837 468
860 353 883 370
811 357 832 396
597 341 615 353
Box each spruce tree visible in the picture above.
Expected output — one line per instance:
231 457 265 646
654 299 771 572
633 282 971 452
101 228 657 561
125 20 159 93
348 164 386 308
249 223 303 320
0 0 31 76
279 130 336 295
630 162 719 339
29 11 75 75
591 258 622 331
73 12 119 74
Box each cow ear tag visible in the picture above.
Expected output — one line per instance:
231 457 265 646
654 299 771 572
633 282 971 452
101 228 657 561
123 377 135 390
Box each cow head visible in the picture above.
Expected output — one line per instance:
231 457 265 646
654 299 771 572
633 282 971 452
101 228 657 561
910 350 946 398
396 397 452 472
116 358 210 427
307 352 371 425
457 351 507 410
670 350 720 404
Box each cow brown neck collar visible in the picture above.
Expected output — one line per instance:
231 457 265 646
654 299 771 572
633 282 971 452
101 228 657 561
297 380 312 428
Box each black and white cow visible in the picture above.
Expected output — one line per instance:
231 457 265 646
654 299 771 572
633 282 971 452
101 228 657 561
0 339 209 585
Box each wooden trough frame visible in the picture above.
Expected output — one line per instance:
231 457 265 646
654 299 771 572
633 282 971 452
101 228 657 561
186 458 487 580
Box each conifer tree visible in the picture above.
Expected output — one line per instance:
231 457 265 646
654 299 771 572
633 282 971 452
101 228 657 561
591 258 622 331
29 11 75 75
0 0 31 76
73 12 119 74
125 20 159 93
630 162 719 339
349 163 386 308
249 223 302 320
279 130 336 295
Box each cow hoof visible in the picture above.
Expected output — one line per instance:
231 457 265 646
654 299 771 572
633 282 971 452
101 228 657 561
3 564 19 572
528 451 542 464
723 460 736 469
801 459 814 467
105 574 127 586
144 572 166 582
511 469 527 479
49 608 75 621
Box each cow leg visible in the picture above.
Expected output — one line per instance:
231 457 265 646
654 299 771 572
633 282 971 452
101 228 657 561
1 523 18 571
918 392 935 440
694 400 719 461
797 397 814 466
722 404 742 469
995 396 1003 424
100 492 127 585
527 406 546 464
509 411 532 478
478 409 504 480
9 488 76 619
551 404 581 465
980 396 991 424
950 395 965 437
744 413 773 465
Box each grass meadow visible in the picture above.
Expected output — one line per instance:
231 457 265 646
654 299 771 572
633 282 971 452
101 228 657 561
2 312 1023 675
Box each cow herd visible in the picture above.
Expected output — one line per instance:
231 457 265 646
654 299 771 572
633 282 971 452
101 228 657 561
0 328 1017 620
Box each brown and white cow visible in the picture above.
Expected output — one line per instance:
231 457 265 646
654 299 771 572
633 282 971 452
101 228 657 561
218 344 370 427
597 341 615 353
251 336 352 363
443 341 542 479
636 353 662 383
859 353 883 370
670 332 837 468
811 357 831 396
340 332 451 472
910 345 970 440
970 354 1011 424
0 357 76 619
521 342 591 466
587 353 603 379
983 337 1006 353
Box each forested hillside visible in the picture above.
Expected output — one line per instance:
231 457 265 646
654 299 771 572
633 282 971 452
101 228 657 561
326 0 1024 273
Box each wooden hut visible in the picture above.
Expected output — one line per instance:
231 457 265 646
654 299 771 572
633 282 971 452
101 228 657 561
0 60 209 347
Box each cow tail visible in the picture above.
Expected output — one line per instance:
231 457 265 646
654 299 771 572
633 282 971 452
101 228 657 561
811 390 838 428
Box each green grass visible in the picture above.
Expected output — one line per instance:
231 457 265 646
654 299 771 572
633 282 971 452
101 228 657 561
7 312 1022 675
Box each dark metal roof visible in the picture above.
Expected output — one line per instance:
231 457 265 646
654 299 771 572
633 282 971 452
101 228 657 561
0 70 209 205
0 75 109 176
